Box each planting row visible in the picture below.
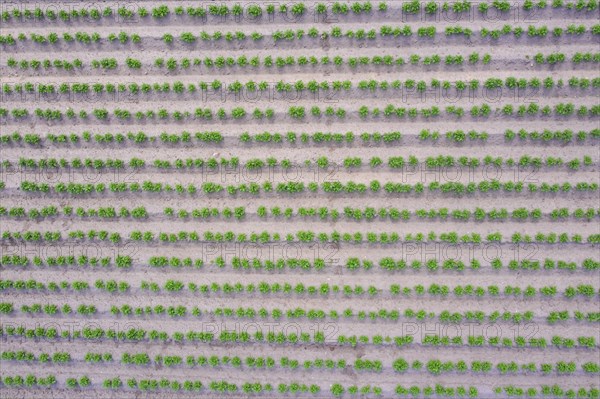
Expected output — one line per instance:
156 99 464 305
0 2 384 22
2 278 599 300
1 325 596 349
6 76 597 96
242 128 598 144
16 180 600 197
11 153 596 171
492 386 598 398
6 301 599 324
138 280 600 299
4 228 600 245
3 350 598 375
5 102 600 122
0 374 326 396
2 255 597 272
0 374 477 398
5 376 597 399
2 24 599 46
3 205 599 222
5 52 499 71
4 129 599 147
4 0 596 23
9 51 600 73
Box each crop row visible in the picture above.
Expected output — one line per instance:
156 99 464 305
7 76 597 96
11 153 596 171
7 377 595 399
16 180 600 197
3 205 599 222
4 228 600 245
3 130 225 145
3 350 598 376
2 278 598 300
238 128 599 144
3 255 596 272
0 300 544 323
149 280 598 298
6 52 498 71
0 279 130 293
8 301 600 324
4 129 599 147
5 102 600 122
141 280 599 299
0 2 382 22
4 0 596 23
0 374 472 399
6 51 598 72
1 325 596 349
492 386 598 398
6 376 592 399
164 206 600 221
0 255 132 269
2 24 599 47
0 374 323 396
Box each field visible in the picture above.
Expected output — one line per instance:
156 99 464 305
0 0 599 398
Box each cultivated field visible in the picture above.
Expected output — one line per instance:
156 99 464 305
0 0 599 398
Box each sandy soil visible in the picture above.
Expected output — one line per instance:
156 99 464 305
0 0 599 397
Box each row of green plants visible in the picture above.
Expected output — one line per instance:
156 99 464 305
0 270 595 296
418 127 599 142
403 0 598 12
5 101 599 123
6 0 597 23
120 379 320 395
3 277 596 301
534 52 575 64
18 303 97 316
478 23 593 38
12 153 595 171
6 52 495 71
14 301 596 324
137 279 599 300
3 204 597 222
0 279 129 293
0 204 151 218
360 257 597 272
1 2 381 22
392 358 598 375
2 378 595 397
392 384 475 398
0 255 131 268
1 375 57 387
1 351 70 363
240 129 600 144
6 350 598 376
493 385 599 398
2 254 596 272
8 350 596 375
17 179 600 197
5 52 600 72
0 374 320 395
0 131 223 145
3 128 599 147
2 281 596 309
7 75 597 96
146 256 600 272
4 227 598 245
2 24 598 46
1 324 596 350
5 0 599 23
504 128 600 142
